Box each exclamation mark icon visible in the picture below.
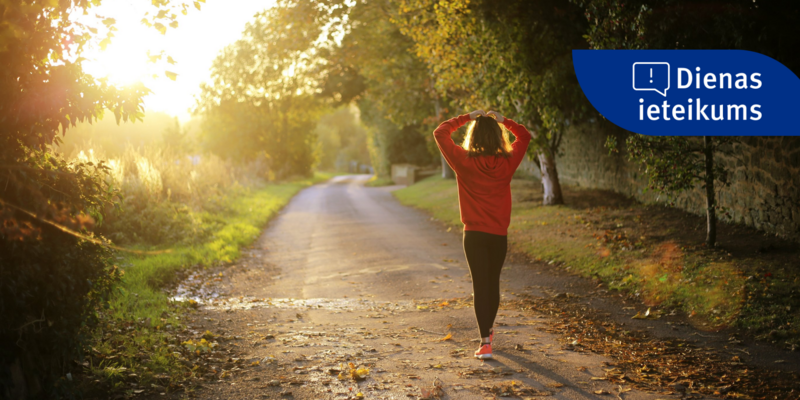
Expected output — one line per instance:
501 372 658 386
650 68 653 83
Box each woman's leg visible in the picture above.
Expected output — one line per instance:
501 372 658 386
463 231 508 338
487 233 508 297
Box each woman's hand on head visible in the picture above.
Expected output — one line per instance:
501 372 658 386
469 110 486 120
487 111 504 123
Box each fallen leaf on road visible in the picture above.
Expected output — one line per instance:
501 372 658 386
631 307 660 319
339 362 370 381
420 378 445 399
440 333 452 341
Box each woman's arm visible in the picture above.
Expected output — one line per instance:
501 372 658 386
433 110 484 172
488 111 532 171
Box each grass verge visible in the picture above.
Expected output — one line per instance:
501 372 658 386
80 173 333 396
364 175 395 187
394 175 800 350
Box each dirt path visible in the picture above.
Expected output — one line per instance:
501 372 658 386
172 175 729 400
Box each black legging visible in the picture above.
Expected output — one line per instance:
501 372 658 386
463 230 508 338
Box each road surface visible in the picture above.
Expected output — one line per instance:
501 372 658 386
176 175 684 400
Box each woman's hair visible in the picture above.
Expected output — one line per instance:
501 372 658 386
461 116 513 158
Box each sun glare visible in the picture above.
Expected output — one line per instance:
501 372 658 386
76 0 277 122
86 37 153 86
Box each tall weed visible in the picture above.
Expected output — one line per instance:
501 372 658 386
69 143 270 246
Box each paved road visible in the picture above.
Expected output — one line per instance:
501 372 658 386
232 174 472 301
182 175 674 400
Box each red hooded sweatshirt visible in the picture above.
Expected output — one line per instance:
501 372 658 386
433 114 532 236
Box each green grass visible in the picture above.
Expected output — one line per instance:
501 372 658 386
84 173 332 394
364 175 395 187
395 175 799 348
393 176 459 223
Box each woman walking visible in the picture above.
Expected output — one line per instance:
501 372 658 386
433 109 531 359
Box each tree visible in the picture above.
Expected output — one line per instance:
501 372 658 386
319 0 444 177
392 0 590 204
195 1 328 178
314 106 371 171
357 97 437 176
248 0 466 179
585 0 800 246
577 0 800 72
608 136 732 247
0 0 202 394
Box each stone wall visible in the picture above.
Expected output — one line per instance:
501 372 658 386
519 121 800 242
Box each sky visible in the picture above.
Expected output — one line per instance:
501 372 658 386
81 0 276 123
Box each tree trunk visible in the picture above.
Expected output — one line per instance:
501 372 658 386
441 155 455 179
538 149 564 205
511 101 564 205
431 87 454 179
703 136 717 247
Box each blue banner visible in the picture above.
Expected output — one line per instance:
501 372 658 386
572 50 800 136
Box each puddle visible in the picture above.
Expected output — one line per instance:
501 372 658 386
170 270 226 304
172 294 413 313
170 265 432 313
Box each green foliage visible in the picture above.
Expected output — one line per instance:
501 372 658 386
0 149 123 396
314 106 371 171
0 231 120 397
0 0 205 395
57 140 270 248
338 1 438 125
358 97 437 177
84 175 327 396
251 0 443 177
320 0 442 175
393 0 590 152
364 176 395 187
607 134 733 246
609 136 730 197
195 1 330 178
391 0 590 202
582 0 800 244
575 0 800 72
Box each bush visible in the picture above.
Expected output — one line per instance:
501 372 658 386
0 152 121 398
68 144 268 247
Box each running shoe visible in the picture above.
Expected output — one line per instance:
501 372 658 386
474 344 493 359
